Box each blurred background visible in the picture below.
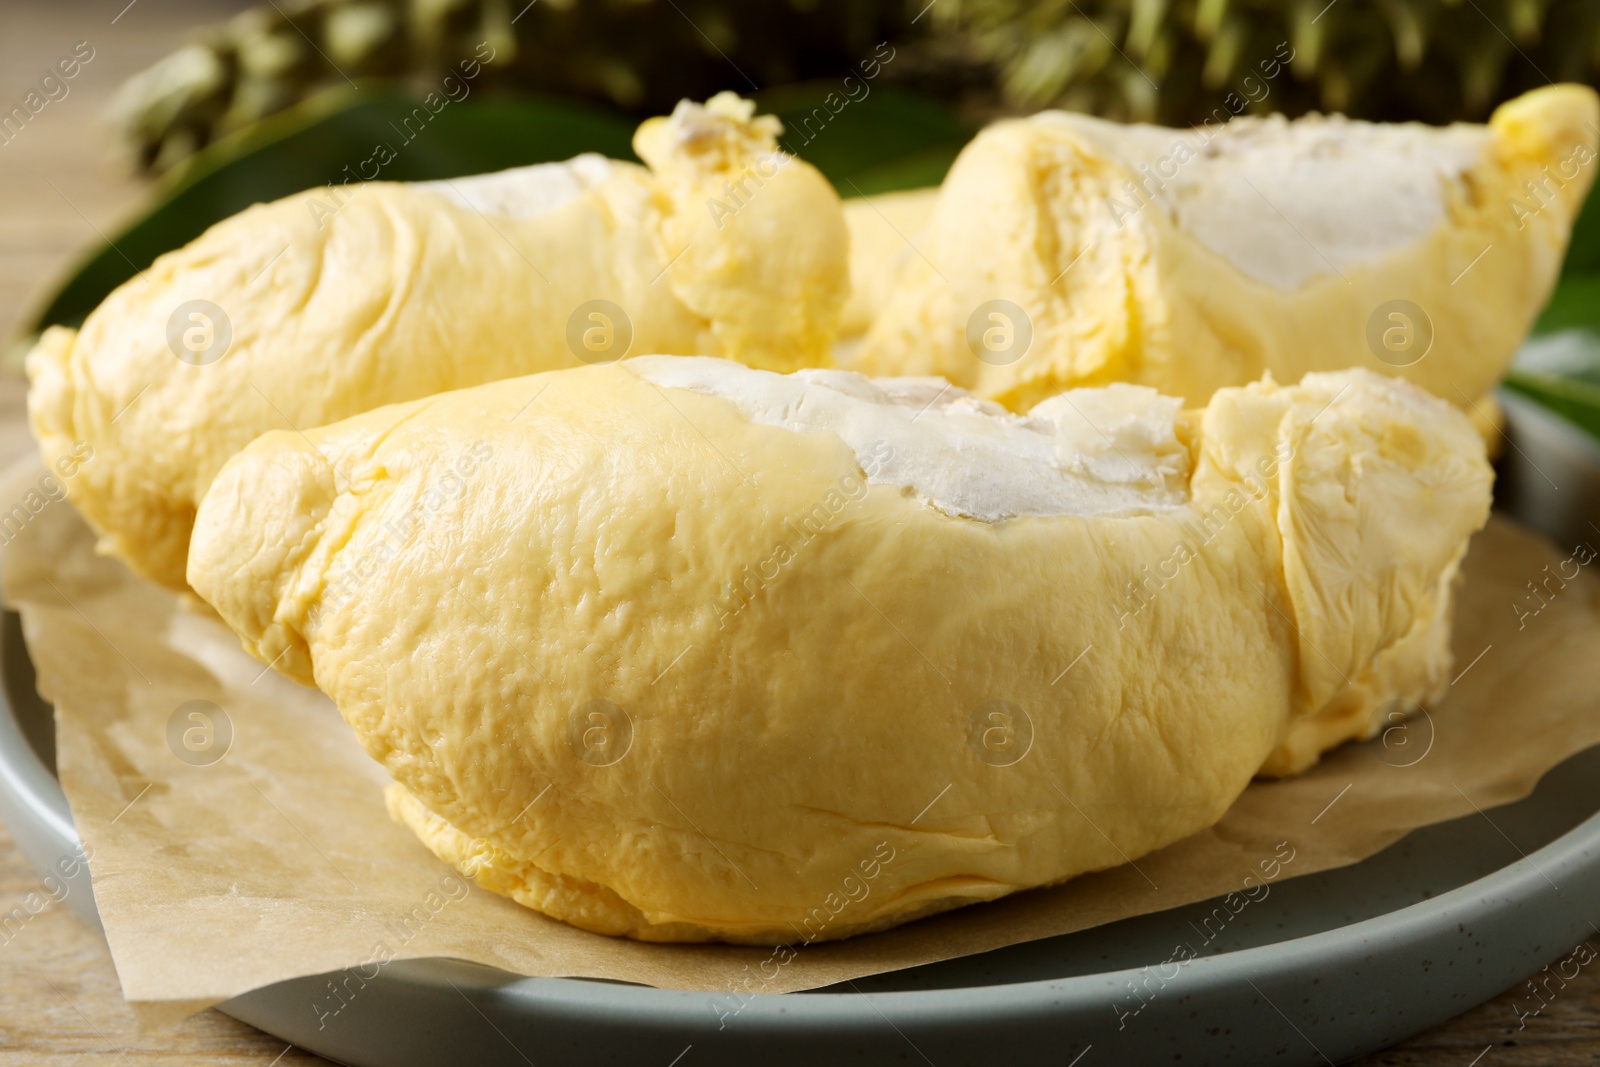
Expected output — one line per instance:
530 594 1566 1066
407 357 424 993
83 0 1600 172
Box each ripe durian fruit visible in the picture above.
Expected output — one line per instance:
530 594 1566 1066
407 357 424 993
839 188 938 343
853 84 1599 413
26 94 846 590
188 358 1489 943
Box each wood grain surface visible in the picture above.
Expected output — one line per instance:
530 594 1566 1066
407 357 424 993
0 2 1597 1064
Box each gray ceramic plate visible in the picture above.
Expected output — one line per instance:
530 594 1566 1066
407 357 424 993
2 390 1599 1067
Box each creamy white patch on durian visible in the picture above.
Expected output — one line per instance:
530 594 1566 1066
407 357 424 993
630 355 1190 521
1034 110 1491 290
412 154 615 218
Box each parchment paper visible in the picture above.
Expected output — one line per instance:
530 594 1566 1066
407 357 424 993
5 452 1600 1022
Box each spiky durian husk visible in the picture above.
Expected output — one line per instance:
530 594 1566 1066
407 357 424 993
109 0 1600 172
936 0 1600 125
106 0 908 171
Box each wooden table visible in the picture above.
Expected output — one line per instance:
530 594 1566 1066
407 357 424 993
1 2 1598 1064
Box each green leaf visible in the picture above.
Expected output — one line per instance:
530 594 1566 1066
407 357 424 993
1515 328 1600 390
829 143 968 198
27 83 972 336
1510 329 1600 445
758 82 973 194
1532 170 1600 334
1532 274 1600 336
1531 178 1600 335
1525 190 1600 441
1558 172 1600 279
1504 367 1600 443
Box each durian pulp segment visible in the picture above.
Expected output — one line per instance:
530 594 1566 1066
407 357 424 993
853 85 1600 414
24 93 849 591
840 188 939 342
187 358 1492 944
631 355 1192 520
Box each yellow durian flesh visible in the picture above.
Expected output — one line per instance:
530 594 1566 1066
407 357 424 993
853 85 1600 414
188 359 1490 943
25 95 848 590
